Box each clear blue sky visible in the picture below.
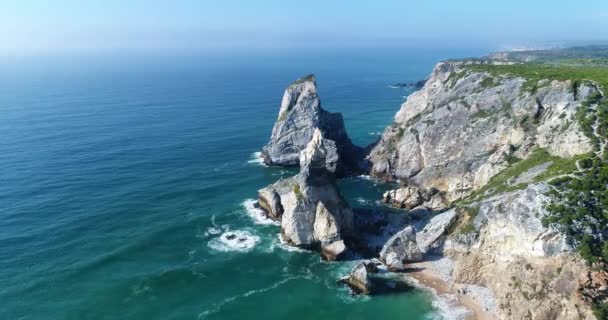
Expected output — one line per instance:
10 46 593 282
2 0 608 54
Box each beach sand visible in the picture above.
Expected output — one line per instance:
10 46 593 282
405 261 498 320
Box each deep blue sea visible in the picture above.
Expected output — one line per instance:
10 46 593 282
0 47 485 320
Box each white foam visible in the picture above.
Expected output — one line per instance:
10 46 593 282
427 293 472 320
276 234 308 253
242 199 280 226
207 230 260 252
247 152 265 166
407 276 471 320
356 197 372 205
357 174 372 181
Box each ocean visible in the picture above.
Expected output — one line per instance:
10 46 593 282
0 47 485 320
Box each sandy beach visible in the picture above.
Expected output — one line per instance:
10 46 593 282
405 260 498 320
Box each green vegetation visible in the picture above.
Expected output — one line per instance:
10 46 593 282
464 62 608 94
446 70 468 88
543 93 608 265
457 206 480 234
291 74 315 85
593 302 608 320
470 109 492 120
293 184 303 200
458 149 586 205
479 76 496 88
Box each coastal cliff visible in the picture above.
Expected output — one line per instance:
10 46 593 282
368 60 598 202
253 49 608 320
367 54 608 319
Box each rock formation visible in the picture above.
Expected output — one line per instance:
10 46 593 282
382 185 448 211
379 226 422 271
338 262 376 294
368 61 599 202
258 129 354 257
261 74 363 176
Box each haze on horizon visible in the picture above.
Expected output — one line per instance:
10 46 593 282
2 0 608 55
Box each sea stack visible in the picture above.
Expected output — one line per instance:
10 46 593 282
261 74 363 176
258 129 354 259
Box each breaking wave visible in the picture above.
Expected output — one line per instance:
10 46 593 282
207 230 260 252
242 199 280 226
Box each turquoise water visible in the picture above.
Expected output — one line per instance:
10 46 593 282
0 48 483 320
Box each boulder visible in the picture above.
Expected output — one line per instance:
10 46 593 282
261 74 363 176
379 226 422 271
338 261 377 294
382 185 448 211
321 240 347 261
416 209 458 254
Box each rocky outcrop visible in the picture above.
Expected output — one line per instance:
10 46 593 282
258 130 354 254
382 185 448 211
379 226 423 271
368 61 599 201
439 183 598 319
338 262 376 294
261 74 363 176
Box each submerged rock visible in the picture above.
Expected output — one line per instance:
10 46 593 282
261 74 363 176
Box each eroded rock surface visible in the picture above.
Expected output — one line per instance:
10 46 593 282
369 61 599 201
258 130 354 252
262 75 363 175
379 226 422 270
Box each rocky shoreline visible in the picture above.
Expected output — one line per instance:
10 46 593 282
250 58 608 319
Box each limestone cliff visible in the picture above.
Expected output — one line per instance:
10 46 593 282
262 74 363 176
369 61 600 202
368 58 608 319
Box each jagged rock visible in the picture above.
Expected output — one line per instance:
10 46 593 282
369 61 598 201
416 209 458 254
382 186 422 209
257 131 354 251
261 74 362 175
337 261 379 295
299 128 339 174
321 240 347 261
379 226 422 270
382 185 448 211
441 183 597 319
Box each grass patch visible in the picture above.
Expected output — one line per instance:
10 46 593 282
459 149 583 204
479 76 496 88
457 206 480 234
293 184 303 200
470 109 492 120
464 63 608 93
291 74 315 86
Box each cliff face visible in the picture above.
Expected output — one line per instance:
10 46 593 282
369 61 599 201
368 60 607 319
262 75 363 176
437 184 596 319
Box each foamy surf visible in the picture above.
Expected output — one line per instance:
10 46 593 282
247 152 265 166
428 293 472 320
208 230 260 252
242 199 280 226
